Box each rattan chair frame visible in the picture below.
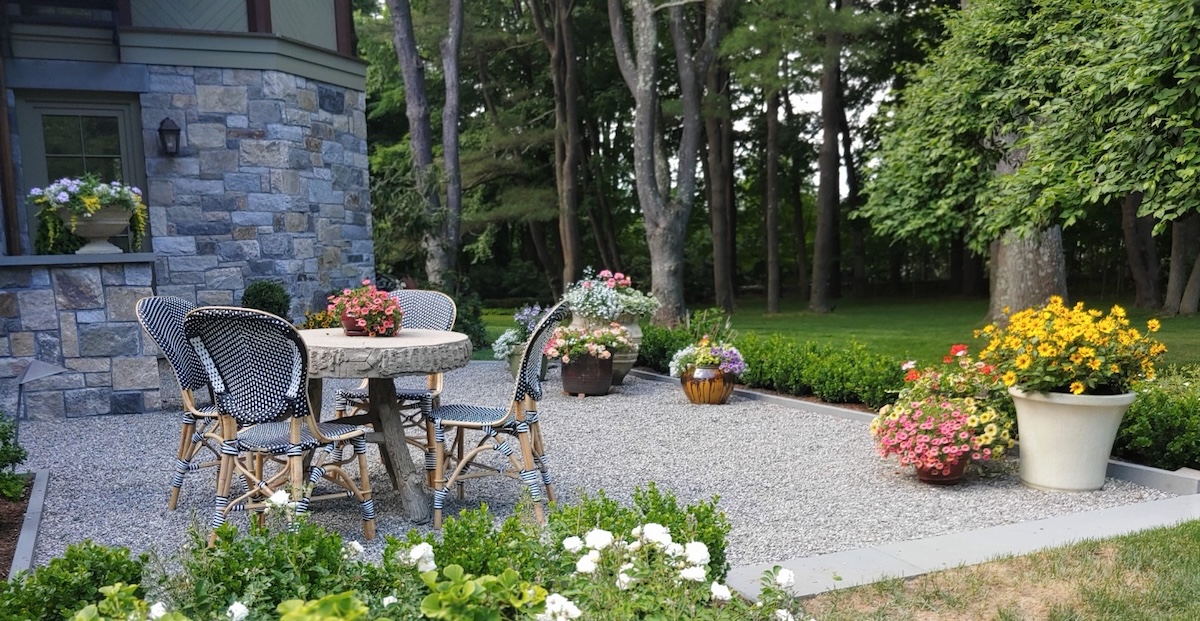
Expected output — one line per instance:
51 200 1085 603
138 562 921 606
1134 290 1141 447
185 306 376 542
135 296 224 510
429 300 569 528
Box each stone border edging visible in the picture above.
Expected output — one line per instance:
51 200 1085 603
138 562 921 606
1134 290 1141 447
628 368 1199 496
8 468 48 581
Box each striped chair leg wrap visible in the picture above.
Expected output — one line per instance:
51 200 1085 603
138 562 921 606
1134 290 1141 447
481 425 497 439
434 420 446 443
235 474 249 495
536 455 552 486
295 497 311 515
351 436 368 455
309 466 327 486
424 449 437 472
492 440 515 457
360 498 376 521
433 487 449 510
514 421 530 434
287 444 306 457
519 469 543 501
334 390 350 412
190 430 205 444
525 411 539 424
211 496 230 529
220 439 239 456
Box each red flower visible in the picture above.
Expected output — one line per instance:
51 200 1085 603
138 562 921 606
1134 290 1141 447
949 344 969 357
905 369 920 382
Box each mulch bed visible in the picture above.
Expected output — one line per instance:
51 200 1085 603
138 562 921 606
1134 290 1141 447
0 479 32 578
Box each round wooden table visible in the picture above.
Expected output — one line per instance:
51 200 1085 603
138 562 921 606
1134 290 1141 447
300 328 472 523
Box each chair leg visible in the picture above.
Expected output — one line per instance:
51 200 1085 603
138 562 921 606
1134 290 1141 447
352 436 376 540
208 439 239 546
525 406 555 503
169 416 198 510
513 421 545 524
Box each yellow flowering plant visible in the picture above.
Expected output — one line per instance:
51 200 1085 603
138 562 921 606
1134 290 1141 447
27 175 148 250
975 296 1166 395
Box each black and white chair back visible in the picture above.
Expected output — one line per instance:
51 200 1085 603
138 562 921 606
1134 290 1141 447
185 306 310 427
136 296 207 393
390 289 458 331
136 295 222 510
512 300 571 404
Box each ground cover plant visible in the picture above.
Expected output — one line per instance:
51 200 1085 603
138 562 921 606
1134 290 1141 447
801 519 1200 621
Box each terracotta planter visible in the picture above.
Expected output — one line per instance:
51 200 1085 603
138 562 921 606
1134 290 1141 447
58 206 131 254
506 342 548 381
1008 386 1136 491
561 355 613 396
680 365 736 405
915 459 967 485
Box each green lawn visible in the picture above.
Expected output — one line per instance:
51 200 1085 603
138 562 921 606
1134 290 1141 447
802 520 1200 620
481 297 1200 367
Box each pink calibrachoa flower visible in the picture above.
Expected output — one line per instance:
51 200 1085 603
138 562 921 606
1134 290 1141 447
327 280 404 337
542 323 630 363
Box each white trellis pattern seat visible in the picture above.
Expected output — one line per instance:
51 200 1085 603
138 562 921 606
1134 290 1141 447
428 300 570 528
184 306 376 541
135 296 222 511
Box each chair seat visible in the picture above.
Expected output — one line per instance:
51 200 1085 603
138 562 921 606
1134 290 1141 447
336 387 435 404
431 404 511 426
238 421 365 454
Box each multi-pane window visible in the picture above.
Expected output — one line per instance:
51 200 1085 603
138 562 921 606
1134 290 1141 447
41 114 124 182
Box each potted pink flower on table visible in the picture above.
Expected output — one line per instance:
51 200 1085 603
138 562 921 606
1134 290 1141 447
327 280 403 337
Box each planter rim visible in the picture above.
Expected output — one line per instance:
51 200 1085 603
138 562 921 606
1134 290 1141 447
1007 386 1137 407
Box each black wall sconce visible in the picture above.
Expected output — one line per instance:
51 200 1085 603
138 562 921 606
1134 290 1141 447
158 118 181 156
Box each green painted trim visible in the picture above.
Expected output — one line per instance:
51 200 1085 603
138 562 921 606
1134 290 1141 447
8 24 119 63
121 30 366 90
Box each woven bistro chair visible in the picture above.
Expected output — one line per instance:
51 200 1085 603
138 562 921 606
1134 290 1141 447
184 306 376 541
136 296 222 510
333 289 457 482
429 300 569 528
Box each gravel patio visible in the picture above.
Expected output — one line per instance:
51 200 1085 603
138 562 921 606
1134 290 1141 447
19 361 1171 569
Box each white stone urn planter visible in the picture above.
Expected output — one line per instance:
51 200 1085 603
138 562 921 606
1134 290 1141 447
58 206 131 254
1008 386 1137 491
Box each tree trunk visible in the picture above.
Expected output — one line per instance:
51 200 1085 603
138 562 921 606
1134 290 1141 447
528 220 561 297
1119 192 1160 309
765 91 781 314
608 0 723 326
986 227 1068 323
790 183 809 303
440 0 464 286
838 97 865 297
1163 213 1198 315
1180 247 1200 315
810 20 842 313
705 61 735 312
387 0 450 287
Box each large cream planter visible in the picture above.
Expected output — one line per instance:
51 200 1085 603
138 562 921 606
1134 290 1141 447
1008 386 1137 491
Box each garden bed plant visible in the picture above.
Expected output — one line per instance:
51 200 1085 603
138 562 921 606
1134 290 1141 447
1 484 812 621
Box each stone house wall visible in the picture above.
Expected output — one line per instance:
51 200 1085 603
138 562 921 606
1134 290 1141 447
140 65 373 316
0 257 160 419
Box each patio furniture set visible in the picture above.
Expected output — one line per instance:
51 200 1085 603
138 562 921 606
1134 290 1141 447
134 293 570 542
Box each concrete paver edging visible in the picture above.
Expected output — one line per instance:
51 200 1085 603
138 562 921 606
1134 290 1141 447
8 468 48 581
628 369 1200 599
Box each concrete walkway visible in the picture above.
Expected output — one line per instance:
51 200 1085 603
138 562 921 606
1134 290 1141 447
727 493 1200 599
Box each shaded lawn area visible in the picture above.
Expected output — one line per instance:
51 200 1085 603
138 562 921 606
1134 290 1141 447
482 296 1200 367
801 519 1200 621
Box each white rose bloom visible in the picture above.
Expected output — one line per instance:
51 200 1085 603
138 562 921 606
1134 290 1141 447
226 601 249 621
664 542 684 558
417 557 437 573
685 541 711 566
616 572 633 590
584 528 614 550
710 582 732 601
344 540 364 557
267 490 290 507
640 523 672 546
631 525 642 538
575 555 598 574
775 567 795 587
775 610 795 621
409 542 435 565
679 565 707 582
381 595 398 606
562 536 584 553
148 602 168 619
627 540 643 552
538 593 583 621
586 549 601 562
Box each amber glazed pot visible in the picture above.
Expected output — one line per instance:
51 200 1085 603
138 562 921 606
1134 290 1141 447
915 459 967 485
681 365 736 405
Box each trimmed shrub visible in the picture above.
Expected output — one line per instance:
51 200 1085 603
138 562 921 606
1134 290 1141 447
637 324 693 373
0 541 146 621
1114 366 1200 471
0 414 26 500
241 280 292 320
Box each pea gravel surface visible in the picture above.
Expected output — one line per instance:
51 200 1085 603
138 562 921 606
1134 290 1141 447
20 361 1172 569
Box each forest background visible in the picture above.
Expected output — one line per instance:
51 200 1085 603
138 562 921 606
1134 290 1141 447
352 0 1200 330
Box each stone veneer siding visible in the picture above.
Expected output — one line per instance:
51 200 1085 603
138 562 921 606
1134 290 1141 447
0 257 160 419
140 65 373 314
